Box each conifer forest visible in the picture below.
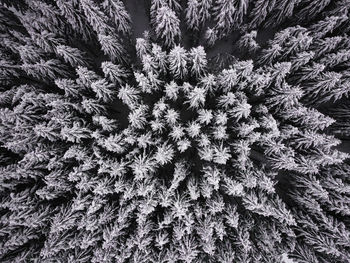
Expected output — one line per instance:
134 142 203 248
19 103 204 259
1 0 350 262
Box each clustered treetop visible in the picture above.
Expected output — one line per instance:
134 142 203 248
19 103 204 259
0 0 350 262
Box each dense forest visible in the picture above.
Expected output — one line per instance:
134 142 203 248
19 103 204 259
0 0 350 262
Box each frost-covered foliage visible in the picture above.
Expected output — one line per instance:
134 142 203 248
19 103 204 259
0 0 350 262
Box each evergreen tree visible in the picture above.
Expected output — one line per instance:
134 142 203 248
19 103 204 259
212 0 236 35
56 44 89 67
185 0 200 31
154 5 180 47
249 0 276 29
102 0 132 35
98 33 125 63
168 45 188 79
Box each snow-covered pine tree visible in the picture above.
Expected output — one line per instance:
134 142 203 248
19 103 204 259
154 4 180 47
102 0 132 36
